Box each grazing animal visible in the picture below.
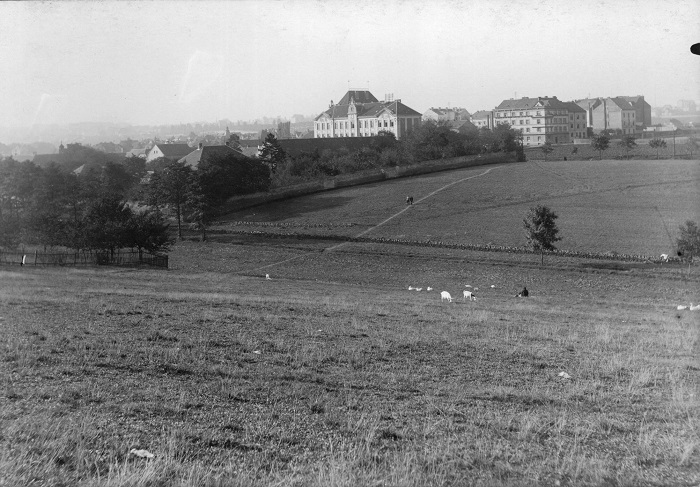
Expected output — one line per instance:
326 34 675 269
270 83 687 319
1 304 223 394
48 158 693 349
690 303 700 311
440 291 452 302
465 285 472 288
463 290 476 301
408 286 415 290
490 285 496 289
265 274 271 280
20 255 26 267
660 253 669 262
677 305 689 310
517 287 529 297
415 288 422 292
130 449 155 459
558 372 571 380
426 287 433 291
406 196 413 205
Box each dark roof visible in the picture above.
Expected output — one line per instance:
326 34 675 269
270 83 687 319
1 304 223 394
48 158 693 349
179 145 243 168
562 101 586 113
470 110 492 119
126 148 148 158
608 97 634 110
495 96 570 110
338 90 379 105
317 100 421 121
73 162 104 176
450 120 478 132
31 154 60 166
151 143 192 158
620 96 650 107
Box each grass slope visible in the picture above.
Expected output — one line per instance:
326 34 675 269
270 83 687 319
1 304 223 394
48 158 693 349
213 159 699 256
1 241 698 486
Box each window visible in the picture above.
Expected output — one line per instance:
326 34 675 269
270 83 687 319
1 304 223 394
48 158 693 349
526 119 530 124
526 137 530 141
537 128 541 132
538 136 541 141
526 128 530 133
537 119 541 124
520 112 524 115
520 120 523 125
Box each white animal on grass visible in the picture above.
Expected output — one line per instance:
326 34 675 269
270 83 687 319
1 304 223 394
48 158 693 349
415 288 422 291
558 372 571 380
660 254 669 262
465 284 472 288
440 291 452 302
130 449 154 459
408 286 415 290
265 274 271 280
490 285 496 289
463 290 476 301
677 305 689 310
690 303 700 311
427 287 433 291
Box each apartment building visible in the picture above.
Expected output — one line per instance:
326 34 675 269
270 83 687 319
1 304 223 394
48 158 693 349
575 97 637 135
493 96 573 146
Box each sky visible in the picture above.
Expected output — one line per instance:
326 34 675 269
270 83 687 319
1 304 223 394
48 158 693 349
0 0 698 127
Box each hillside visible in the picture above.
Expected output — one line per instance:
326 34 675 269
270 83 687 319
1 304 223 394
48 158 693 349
213 159 699 257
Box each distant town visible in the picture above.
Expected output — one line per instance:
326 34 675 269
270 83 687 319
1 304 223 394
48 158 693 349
1 91 698 164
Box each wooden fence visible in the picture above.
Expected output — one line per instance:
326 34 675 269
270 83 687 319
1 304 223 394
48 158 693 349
0 249 168 268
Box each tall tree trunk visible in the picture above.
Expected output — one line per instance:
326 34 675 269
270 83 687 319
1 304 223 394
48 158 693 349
176 203 182 239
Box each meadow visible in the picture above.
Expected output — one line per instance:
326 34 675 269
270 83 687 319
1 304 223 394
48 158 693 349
1 159 699 486
214 159 699 256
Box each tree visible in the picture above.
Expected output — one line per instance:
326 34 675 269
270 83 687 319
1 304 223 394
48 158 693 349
147 161 193 239
81 195 133 256
676 220 699 267
618 135 637 159
591 134 610 160
523 205 562 265
259 133 286 171
649 138 667 160
540 142 553 161
686 137 699 158
126 209 174 259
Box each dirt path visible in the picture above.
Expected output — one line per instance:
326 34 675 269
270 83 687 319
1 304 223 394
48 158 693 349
251 166 504 272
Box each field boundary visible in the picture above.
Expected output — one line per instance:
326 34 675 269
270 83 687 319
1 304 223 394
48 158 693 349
0 249 169 268
219 152 517 213
208 228 677 264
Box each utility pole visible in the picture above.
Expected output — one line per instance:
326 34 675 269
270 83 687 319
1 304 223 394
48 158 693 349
673 129 676 159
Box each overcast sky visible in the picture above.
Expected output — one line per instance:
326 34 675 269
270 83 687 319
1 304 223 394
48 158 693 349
1 0 698 127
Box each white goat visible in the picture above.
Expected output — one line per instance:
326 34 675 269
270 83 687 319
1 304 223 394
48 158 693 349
677 305 689 310
265 274 271 280
690 303 700 311
408 286 415 290
440 291 452 302
427 287 433 291
415 288 422 292
660 254 669 262
463 290 476 301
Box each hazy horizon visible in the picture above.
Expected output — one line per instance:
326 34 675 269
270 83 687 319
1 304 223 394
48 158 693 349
1 0 698 129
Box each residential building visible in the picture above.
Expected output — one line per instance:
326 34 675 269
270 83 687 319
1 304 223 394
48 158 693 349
561 102 588 140
470 110 493 129
422 107 471 123
178 143 244 169
574 97 637 135
146 143 192 162
314 90 422 140
620 96 652 128
493 96 574 146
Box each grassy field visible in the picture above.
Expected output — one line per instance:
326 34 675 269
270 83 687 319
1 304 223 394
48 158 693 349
1 159 699 486
214 159 699 257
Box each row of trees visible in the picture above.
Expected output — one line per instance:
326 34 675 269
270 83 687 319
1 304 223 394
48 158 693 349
0 150 271 252
260 122 525 187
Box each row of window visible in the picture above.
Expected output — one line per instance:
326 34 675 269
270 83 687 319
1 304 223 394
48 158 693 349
315 119 393 131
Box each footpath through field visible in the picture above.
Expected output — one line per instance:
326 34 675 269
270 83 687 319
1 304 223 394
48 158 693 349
251 165 504 273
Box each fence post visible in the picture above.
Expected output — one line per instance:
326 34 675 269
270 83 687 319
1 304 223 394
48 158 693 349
35 250 38 266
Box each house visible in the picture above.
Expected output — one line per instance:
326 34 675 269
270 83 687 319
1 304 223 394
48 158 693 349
126 148 148 159
494 96 574 146
449 119 478 133
314 90 422 140
146 143 192 162
470 110 493 129
620 96 652 128
178 143 243 169
73 162 104 176
239 139 262 158
574 97 637 135
422 107 471 123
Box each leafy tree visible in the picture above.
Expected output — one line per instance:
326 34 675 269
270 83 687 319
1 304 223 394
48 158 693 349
81 195 132 256
618 135 637 159
540 142 554 161
126 209 174 258
649 138 667 159
591 134 610 160
259 133 286 171
686 137 699 158
147 162 193 239
676 220 699 266
523 205 562 265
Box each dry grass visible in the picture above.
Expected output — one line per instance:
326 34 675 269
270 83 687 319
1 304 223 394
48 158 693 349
1 242 698 486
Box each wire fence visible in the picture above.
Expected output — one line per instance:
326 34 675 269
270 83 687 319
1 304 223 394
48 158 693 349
0 249 168 268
